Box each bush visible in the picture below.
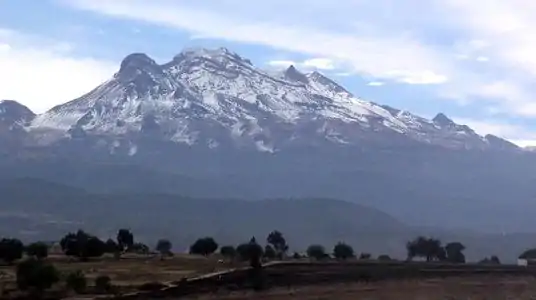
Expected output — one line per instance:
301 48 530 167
263 245 277 260
16 258 59 292
25 242 49 260
60 230 106 261
66 270 87 293
333 242 354 260
189 237 218 256
359 253 372 260
220 245 236 259
95 275 112 293
306 245 326 260
0 238 24 264
156 239 173 259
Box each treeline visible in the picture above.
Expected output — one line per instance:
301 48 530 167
0 229 509 298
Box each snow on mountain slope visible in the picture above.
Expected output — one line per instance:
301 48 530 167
27 47 514 152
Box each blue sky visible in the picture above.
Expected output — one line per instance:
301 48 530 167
2 0 536 145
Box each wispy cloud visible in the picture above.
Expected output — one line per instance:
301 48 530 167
59 0 456 86
454 117 536 147
57 0 536 119
0 28 115 113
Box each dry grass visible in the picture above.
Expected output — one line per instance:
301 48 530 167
191 276 536 300
0 252 239 298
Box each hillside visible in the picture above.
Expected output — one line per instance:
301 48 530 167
0 47 534 234
0 179 534 261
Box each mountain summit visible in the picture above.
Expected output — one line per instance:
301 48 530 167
23 47 514 153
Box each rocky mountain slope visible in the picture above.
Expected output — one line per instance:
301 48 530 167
1 47 518 153
0 47 533 234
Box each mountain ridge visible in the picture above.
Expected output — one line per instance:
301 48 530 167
0 47 517 153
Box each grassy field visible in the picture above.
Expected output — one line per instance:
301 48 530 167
189 276 536 299
0 253 239 298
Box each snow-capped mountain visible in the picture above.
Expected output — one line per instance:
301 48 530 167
11 47 518 153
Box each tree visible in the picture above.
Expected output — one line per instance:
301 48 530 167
0 238 24 264
333 242 354 260
66 270 87 293
519 248 536 259
378 254 392 261
236 238 263 263
60 230 106 261
445 242 466 263
220 245 236 260
406 236 444 262
189 237 218 256
156 239 172 259
490 255 501 264
105 239 119 254
26 242 49 260
266 230 288 259
116 229 134 253
306 245 326 260
16 258 59 294
263 245 277 260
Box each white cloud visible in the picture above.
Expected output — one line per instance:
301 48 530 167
267 58 337 72
60 0 457 86
267 60 297 68
453 117 536 146
302 58 335 70
368 81 385 86
0 29 116 113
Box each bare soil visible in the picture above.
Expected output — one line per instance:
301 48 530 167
189 276 536 300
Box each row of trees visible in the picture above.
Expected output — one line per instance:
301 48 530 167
0 229 506 267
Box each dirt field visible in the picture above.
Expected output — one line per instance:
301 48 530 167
0 253 237 298
189 276 536 299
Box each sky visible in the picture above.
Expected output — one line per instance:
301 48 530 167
2 0 536 146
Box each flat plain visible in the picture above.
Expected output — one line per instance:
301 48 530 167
187 276 536 300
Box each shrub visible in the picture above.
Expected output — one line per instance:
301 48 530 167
306 245 326 260
25 242 49 260
95 275 112 293
16 258 59 292
66 270 87 293
333 242 354 260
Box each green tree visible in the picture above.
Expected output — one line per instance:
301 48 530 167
60 230 106 261
219 245 236 260
66 270 87 294
266 230 288 259
189 237 218 256
25 242 49 260
156 239 172 260
16 258 59 294
263 245 277 260
333 242 354 260
445 242 466 263
406 236 444 262
236 238 263 263
490 255 501 264
0 238 24 264
116 229 134 253
306 245 326 260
